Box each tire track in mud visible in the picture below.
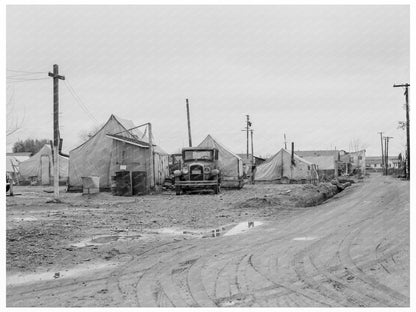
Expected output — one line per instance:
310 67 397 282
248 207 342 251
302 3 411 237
286 195 388 307
334 184 409 306
292 189 401 307
337 227 409 306
153 180 389 307
134 244 198 306
186 251 220 306
247 243 335 307
8 177 409 307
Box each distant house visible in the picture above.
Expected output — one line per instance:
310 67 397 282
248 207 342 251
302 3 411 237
366 156 400 171
296 150 340 180
343 150 366 174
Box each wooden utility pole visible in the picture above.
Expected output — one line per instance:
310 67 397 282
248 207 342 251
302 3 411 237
384 136 393 175
48 64 65 200
250 129 254 166
393 83 410 180
186 99 192 147
148 122 155 189
378 131 384 171
246 115 250 159
284 133 287 149
250 129 254 183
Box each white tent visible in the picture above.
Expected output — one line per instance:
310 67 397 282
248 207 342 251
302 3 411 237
19 145 69 185
197 134 244 188
255 148 318 183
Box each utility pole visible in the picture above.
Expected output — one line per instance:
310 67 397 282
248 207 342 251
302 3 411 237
384 136 393 175
284 133 287 149
378 131 384 172
186 99 192 147
48 64 65 200
246 115 251 159
148 122 155 190
250 129 254 183
393 83 410 180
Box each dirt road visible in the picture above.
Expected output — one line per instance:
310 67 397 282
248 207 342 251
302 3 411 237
6 174 409 307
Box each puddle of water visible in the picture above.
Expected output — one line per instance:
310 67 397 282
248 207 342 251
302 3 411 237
223 221 263 236
7 261 118 287
292 236 318 241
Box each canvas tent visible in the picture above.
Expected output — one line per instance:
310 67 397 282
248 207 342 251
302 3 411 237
197 134 244 188
68 114 169 192
19 144 69 185
254 148 318 183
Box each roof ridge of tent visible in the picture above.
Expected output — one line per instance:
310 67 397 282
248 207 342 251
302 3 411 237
69 114 123 153
205 134 242 160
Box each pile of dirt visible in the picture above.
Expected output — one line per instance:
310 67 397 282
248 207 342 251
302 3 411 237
295 183 339 207
233 182 340 210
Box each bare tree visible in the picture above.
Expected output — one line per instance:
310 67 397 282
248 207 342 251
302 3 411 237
349 138 368 152
6 85 25 137
78 123 105 143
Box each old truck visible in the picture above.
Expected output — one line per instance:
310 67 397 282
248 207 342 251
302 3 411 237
174 147 221 195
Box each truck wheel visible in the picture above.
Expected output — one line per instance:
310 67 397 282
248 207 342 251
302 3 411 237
175 186 181 195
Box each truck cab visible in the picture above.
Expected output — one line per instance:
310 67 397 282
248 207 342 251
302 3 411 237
174 147 221 195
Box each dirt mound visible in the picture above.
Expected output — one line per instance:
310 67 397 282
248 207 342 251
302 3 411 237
235 197 282 208
234 182 339 210
295 183 339 207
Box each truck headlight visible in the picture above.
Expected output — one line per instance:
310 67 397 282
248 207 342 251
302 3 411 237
211 169 219 175
174 170 182 177
182 166 189 174
204 166 211 173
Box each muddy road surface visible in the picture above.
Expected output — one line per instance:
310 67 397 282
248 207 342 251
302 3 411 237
6 174 409 307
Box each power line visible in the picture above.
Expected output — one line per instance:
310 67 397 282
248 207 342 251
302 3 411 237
7 69 47 74
7 77 49 81
63 79 99 123
65 79 99 123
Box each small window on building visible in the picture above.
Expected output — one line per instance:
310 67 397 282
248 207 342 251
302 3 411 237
358 156 362 160
308 165 310 170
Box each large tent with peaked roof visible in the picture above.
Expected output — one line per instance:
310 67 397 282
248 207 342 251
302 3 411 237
68 114 169 191
254 148 318 183
197 134 244 188
19 144 69 185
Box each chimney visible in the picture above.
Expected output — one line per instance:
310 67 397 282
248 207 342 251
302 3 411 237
291 142 295 165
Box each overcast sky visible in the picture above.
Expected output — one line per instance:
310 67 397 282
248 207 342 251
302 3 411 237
6 5 409 157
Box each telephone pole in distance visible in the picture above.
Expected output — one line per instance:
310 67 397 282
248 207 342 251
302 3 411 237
393 83 410 180
48 64 65 200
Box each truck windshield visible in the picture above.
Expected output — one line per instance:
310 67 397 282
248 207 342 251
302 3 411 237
183 150 213 161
